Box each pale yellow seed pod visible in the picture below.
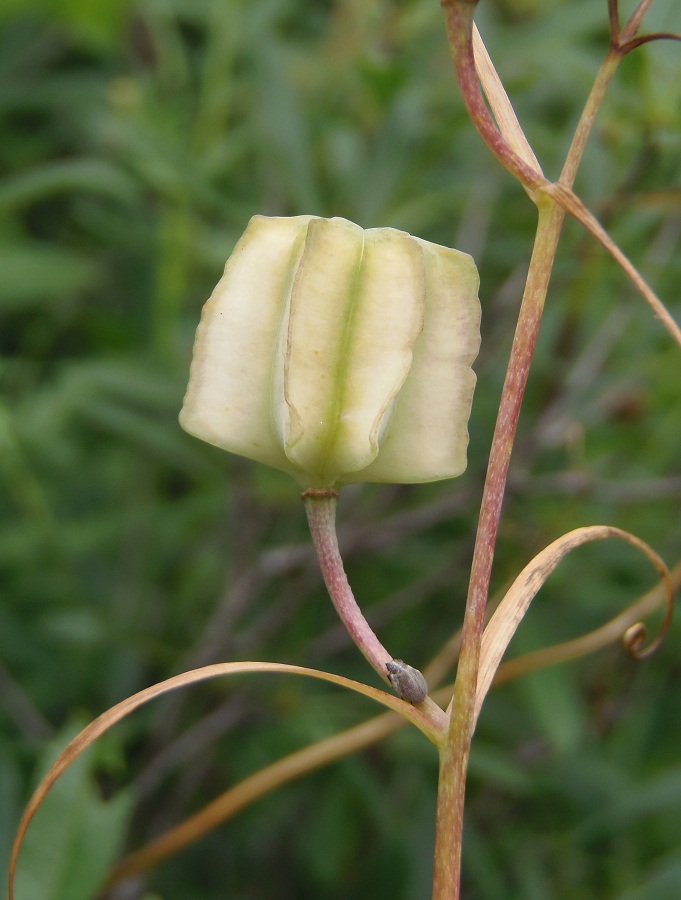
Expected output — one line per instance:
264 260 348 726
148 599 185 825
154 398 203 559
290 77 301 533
180 215 480 488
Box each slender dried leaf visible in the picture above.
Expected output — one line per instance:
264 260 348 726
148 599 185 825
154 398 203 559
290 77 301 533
474 526 673 726
9 661 445 899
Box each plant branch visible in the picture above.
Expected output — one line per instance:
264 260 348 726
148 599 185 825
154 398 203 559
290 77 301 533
559 50 620 186
302 490 448 732
303 490 392 678
543 183 681 348
620 32 681 52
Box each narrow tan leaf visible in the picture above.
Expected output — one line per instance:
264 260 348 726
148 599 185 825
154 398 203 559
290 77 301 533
473 526 673 726
106 709 406 886
9 661 445 899
544 183 681 349
472 25 543 177
495 558 681 685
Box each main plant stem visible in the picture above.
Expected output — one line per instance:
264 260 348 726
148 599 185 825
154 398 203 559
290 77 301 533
434 4 634 895
432 200 564 898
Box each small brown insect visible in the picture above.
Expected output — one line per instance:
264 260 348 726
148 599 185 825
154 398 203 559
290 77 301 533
386 659 428 704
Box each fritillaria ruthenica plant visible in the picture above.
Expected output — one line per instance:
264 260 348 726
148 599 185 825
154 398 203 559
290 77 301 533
9 3 678 899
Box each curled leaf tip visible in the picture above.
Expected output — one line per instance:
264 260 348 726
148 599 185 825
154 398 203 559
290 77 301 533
623 602 673 660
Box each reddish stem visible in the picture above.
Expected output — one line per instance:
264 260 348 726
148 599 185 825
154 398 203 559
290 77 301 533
440 0 545 189
303 490 392 680
432 202 564 899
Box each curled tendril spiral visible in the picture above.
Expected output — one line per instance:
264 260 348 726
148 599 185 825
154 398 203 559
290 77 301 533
623 588 674 660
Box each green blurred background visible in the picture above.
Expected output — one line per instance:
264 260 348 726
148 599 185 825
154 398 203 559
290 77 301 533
1 0 680 897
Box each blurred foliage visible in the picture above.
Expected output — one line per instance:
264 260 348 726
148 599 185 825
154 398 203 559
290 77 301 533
12 723 132 900
1 0 680 898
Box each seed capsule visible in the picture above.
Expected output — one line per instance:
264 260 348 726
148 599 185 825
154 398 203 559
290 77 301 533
386 659 428 704
179 215 480 489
